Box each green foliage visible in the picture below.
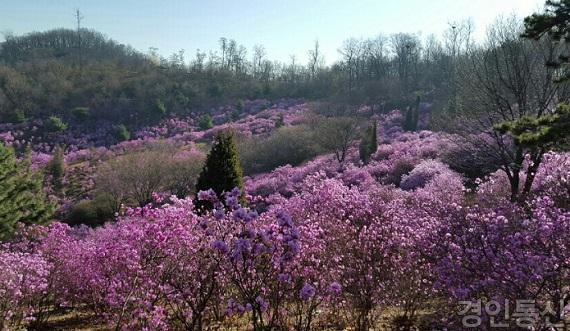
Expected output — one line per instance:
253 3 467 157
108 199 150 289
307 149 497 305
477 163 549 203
207 84 222 98
235 99 245 112
383 158 415 187
523 1 570 81
198 114 214 130
154 99 167 117
0 144 54 240
71 107 90 121
67 196 114 227
7 109 26 123
523 0 570 41
359 121 378 164
412 96 420 131
403 96 420 132
113 124 130 142
44 116 68 132
238 126 319 175
229 110 241 122
45 146 65 193
195 132 244 211
371 121 378 153
403 107 413 131
274 113 285 128
495 103 570 150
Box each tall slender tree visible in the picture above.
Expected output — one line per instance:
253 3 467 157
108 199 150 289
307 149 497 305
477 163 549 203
359 121 378 164
46 145 65 194
195 132 244 212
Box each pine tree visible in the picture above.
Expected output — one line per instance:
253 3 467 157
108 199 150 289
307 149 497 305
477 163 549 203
495 103 570 150
0 144 54 240
195 132 244 212
523 0 570 82
519 1 570 149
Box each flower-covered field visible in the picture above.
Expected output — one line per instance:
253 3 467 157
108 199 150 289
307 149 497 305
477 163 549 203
1 101 570 330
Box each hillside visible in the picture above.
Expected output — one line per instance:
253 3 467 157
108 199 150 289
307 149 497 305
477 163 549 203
1 3 570 329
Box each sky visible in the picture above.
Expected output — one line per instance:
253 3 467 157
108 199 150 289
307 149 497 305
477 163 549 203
1 0 545 65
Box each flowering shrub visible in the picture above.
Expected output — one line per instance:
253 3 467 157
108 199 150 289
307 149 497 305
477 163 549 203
431 196 570 329
0 250 50 330
1 99 569 330
400 159 458 191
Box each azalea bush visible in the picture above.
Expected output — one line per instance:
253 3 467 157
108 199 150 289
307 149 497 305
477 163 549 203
0 102 569 330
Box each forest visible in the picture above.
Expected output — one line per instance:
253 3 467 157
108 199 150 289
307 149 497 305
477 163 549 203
1 1 570 330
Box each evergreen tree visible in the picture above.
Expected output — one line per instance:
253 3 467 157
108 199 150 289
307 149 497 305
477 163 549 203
359 121 378 165
0 144 54 240
403 106 413 131
274 113 285 128
195 132 244 212
523 0 570 82
411 95 420 132
113 124 130 142
198 114 214 130
46 145 65 193
359 138 370 165
495 103 570 150
522 1 570 149
402 98 420 132
370 120 378 154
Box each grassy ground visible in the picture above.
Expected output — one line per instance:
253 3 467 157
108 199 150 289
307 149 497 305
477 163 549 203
33 310 107 331
32 306 439 330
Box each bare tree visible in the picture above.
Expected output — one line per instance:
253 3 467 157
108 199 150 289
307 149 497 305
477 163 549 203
252 44 266 78
391 33 421 95
314 117 361 163
339 38 362 94
444 19 474 114
456 16 569 201
95 147 204 208
308 40 325 80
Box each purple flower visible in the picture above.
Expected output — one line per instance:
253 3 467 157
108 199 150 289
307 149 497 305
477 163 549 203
286 240 300 255
246 210 259 223
197 189 218 202
225 299 245 316
255 296 268 312
299 283 316 300
328 282 342 295
231 238 251 261
211 240 229 254
233 208 249 222
198 219 208 229
230 187 241 198
278 273 290 282
277 210 293 228
213 209 225 220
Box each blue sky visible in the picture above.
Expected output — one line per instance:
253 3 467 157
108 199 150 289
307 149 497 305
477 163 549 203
1 0 544 64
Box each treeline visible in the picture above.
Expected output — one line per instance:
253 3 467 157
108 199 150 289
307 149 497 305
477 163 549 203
0 21 475 125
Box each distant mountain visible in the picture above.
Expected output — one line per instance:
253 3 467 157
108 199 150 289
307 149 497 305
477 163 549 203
0 28 147 65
